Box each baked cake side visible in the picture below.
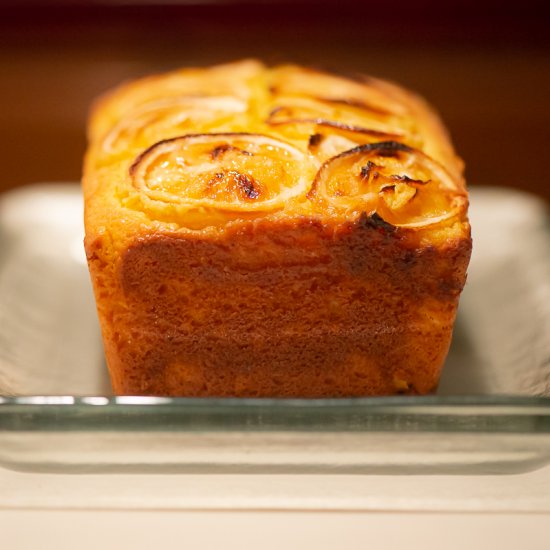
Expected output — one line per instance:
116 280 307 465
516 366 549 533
83 60 471 397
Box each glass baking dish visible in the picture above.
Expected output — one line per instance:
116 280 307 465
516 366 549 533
0 183 549 475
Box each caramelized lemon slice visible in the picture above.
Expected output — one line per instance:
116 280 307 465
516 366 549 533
308 141 467 228
100 96 247 159
130 133 318 214
89 59 262 142
270 65 408 116
267 96 406 140
265 95 422 163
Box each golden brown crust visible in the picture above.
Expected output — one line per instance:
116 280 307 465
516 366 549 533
83 60 471 397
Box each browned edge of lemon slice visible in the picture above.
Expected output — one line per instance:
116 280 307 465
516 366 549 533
307 140 467 229
129 132 317 213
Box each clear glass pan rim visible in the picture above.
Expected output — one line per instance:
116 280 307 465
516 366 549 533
1 395 550 434
1 394 550 409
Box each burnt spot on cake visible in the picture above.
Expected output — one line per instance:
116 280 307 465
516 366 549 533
332 140 415 164
357 211 397 234
365 141 414 157
389 174 430 185
235 172 261 199
210 144 253 160
360 160 380 180
308 133 324 149
203 170 263 201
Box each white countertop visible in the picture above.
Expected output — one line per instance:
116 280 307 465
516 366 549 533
1 510 548 550
1 463 549 549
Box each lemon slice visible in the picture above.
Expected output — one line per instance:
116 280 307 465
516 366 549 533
267 95 406 140
270 65 408 117
89 59 262 142
100 96 247 158
265 95 424 163
130 133 318 214
308 141 467 228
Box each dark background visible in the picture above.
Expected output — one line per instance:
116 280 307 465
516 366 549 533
1 0 549 201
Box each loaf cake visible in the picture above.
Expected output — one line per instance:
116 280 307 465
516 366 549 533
83 60 471 397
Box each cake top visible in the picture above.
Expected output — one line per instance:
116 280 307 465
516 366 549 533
84 60 468 237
